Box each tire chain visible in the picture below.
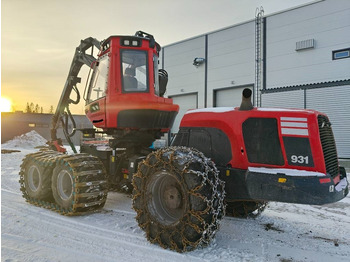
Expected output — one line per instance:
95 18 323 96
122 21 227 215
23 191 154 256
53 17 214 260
19 150 108 216
132 146 226 252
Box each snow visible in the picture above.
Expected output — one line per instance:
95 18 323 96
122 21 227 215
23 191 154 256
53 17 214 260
336 178 348 192
2 132 350 262
256 108 314 113
248 167 326 177
2 130 47 149
185 107 235 114
184 107 316 115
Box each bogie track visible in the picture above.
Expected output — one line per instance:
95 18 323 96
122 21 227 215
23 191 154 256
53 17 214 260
19 150 108 215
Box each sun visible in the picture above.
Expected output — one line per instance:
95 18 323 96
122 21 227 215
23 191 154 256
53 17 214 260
1 97 13 112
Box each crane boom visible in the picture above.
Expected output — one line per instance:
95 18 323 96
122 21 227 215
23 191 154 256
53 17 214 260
50 37 101 152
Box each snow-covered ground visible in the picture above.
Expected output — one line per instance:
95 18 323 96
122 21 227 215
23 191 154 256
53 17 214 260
1 131 350 262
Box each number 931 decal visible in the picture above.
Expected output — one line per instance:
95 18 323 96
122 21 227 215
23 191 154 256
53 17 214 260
283 137 314 167
291 155 309 165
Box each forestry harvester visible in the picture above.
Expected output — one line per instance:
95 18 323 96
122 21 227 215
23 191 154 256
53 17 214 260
19 31 349 252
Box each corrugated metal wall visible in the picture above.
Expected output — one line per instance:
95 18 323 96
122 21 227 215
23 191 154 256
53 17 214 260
261 89 304 109
306 86 350 158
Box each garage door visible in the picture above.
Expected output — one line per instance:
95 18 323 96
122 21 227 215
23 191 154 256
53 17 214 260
214 86 250 108
170 93 198 134
306 86 350 158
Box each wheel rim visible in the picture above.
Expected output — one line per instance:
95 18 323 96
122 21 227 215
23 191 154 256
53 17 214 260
28 165 41 192
147 171 186 226
57 170 73 200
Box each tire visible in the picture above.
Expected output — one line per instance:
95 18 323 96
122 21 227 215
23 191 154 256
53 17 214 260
132 146 225 252
52 164 75 209
226 200 267 218
51 155 108 213
23 159 52 200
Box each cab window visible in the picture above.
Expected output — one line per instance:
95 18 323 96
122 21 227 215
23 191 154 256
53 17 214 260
87 55 109 103
154 54 160 96
121 50 148 93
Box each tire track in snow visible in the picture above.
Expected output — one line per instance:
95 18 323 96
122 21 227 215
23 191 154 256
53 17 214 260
2 192 206 262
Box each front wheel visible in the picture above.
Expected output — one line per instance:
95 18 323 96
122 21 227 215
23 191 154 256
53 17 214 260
132 147 225 252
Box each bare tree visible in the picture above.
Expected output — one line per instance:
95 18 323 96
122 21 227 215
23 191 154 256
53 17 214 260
30 103 35 113
25 102 32 113
25 102 46 113
34 104 40 113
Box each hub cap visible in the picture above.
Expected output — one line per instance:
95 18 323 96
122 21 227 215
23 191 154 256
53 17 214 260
57 170 73 200
147 171 186 226
28 165 41 192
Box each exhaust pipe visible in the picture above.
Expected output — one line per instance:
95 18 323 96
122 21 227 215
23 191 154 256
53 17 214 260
239 88 254 111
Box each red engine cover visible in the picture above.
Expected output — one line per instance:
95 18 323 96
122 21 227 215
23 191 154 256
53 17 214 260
180 106 330 175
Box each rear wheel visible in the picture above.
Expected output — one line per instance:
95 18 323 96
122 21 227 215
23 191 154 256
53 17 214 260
52 165 74 209
23 159 52 200
20 152 108 215
51 154 108 213
226 200 267 218
132 146 225 252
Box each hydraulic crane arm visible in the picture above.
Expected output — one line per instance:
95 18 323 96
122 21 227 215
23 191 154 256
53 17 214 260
50 37 101 152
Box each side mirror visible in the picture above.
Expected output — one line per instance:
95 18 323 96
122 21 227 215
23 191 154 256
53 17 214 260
158 69 168 97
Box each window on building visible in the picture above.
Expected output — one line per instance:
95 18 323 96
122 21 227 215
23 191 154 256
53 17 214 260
332 48 350 60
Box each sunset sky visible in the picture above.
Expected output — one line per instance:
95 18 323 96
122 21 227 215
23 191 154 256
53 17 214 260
2 0 313 114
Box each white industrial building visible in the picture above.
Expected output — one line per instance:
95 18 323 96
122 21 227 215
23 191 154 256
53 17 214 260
160 0 350 158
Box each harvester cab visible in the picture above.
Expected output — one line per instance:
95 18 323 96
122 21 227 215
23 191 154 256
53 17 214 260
84 31 178 134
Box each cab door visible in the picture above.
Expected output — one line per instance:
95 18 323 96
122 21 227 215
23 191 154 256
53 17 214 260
85 54 110 128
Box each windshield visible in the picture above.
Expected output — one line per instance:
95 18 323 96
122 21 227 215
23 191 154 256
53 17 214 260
121 50 148 93
87 55 109 103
